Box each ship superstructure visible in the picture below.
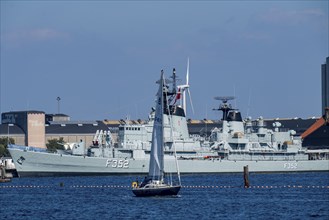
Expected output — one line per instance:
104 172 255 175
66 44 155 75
209 97 309 161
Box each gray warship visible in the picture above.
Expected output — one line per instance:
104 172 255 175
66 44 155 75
8 69 329 177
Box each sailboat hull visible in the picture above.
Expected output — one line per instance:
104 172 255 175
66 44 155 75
132 185 181 197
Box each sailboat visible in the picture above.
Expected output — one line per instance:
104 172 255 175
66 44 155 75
132 71 181 197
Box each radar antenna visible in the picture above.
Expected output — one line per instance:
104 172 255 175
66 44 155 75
214 96 235 103
213 96 235 121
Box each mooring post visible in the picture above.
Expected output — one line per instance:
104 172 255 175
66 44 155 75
1 165 4 179
244 165 250 188
0 164 6 179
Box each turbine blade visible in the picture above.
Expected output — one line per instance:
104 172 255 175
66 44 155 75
187 88 195 115
186 57 189 85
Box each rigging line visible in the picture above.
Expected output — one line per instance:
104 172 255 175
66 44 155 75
205 103 208 138
233 84 237 109
246 88 252 117
164 76 181 186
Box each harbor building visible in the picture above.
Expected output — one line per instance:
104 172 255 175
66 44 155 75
1 111 46 149
0 112 110 148
322 57 329 115
45 120 110 144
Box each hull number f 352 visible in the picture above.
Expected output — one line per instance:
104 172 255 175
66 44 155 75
283 162 298 169
106 159 129 168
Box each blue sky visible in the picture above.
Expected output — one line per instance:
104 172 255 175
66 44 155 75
1 1 328 121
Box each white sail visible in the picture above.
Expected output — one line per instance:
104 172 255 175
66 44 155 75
148 71 165 181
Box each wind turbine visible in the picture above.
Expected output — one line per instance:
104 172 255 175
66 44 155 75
177 58 194 115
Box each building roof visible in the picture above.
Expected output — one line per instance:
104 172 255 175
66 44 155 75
0 124 25 135
46 120 109 134
46 113 70 117
2 110 45 114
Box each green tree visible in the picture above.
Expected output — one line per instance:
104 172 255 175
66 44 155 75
46 137 65 152
0 137 15 157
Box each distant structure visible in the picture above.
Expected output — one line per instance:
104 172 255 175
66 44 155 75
1 111 46 149
0 111 110 149
45 113 70 122
56 96 61 114
322 56 329 115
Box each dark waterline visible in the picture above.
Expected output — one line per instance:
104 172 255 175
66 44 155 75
1 172 329 219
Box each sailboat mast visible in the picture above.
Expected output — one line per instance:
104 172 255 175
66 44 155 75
160 70 165 181
164 74 181 186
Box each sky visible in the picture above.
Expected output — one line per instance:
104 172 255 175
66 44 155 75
1 1 328 121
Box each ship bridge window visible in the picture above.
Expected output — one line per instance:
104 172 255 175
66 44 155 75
260 143 268 148
230 143 246 150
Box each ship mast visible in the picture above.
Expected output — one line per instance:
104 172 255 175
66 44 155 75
213 96 235 121
171 68 177 94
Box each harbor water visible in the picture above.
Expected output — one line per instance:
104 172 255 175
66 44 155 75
1 172 329 219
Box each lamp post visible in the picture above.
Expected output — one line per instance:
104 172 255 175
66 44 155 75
57 97 61 114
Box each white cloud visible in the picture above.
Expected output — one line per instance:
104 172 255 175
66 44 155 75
256 8 326 26
26 28 69 40
2 28 70 47
242 7 327 41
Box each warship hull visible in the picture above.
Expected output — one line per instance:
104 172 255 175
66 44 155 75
8 148 329 177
